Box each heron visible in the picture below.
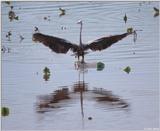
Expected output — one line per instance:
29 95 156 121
32 20 133 63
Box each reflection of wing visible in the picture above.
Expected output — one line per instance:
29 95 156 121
85 32 131 51
32 33 79 53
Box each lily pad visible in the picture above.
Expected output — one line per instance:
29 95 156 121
1 107 10 116
127 28 133 33
97 62 105 71
123 66 131 74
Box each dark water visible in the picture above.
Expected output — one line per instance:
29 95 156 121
1 1 159 130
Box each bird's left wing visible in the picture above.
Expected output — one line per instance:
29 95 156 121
32 33 79 53
84 32 132 51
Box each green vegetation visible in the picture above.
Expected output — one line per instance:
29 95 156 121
123 66 131 74
97 62 105 71
43 67 51 81
1 107 10 117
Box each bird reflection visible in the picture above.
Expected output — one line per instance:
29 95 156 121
36 63 129 116
73 69 87 118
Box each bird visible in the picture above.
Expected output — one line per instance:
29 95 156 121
32 20 133 63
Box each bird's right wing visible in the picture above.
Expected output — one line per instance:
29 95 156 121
32 33 79 53
154 7 159 12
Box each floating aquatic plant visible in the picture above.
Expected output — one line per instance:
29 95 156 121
1 45 11 53
43 16 51 21
14 16 19 20
123 13 127 23
6 31 12 41
8 6 19 21
19 35 24 42
127 28 133 33
123 66 131 74
44 16 47 20
59 7 66 17
34 26 39 33
1 107 10 117
97 62 105 71
43 73 50 81
43 67 51 81
153 7 159 17
88 117 92 120
43 67 50 74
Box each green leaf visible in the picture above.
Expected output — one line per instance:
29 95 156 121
1 107 10 116
43 67 50 74
127 28 133 33
123 66 131 74
14 16 19 20
97 62 105 71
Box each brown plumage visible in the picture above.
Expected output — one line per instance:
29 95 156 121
85 33 130 51
32 33 79 53
32 20 132 62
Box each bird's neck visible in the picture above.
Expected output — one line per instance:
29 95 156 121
79 23 82 46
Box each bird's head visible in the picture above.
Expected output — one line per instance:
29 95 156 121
77 20 83 25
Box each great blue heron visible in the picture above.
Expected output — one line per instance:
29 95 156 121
32 20 133 62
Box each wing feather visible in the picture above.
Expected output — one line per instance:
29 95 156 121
154 7 159 12
85 32 131 51
32 33 79 53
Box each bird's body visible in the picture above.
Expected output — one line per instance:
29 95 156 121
32 20 133 62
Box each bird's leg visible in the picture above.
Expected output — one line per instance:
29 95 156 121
81 55 85 63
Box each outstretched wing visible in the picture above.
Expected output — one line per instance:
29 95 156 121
32 33 79 53
153 7 159 12
85 32 131 51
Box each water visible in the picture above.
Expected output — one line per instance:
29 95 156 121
1 1 159 130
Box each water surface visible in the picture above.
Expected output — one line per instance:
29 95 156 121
1 1 159 130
